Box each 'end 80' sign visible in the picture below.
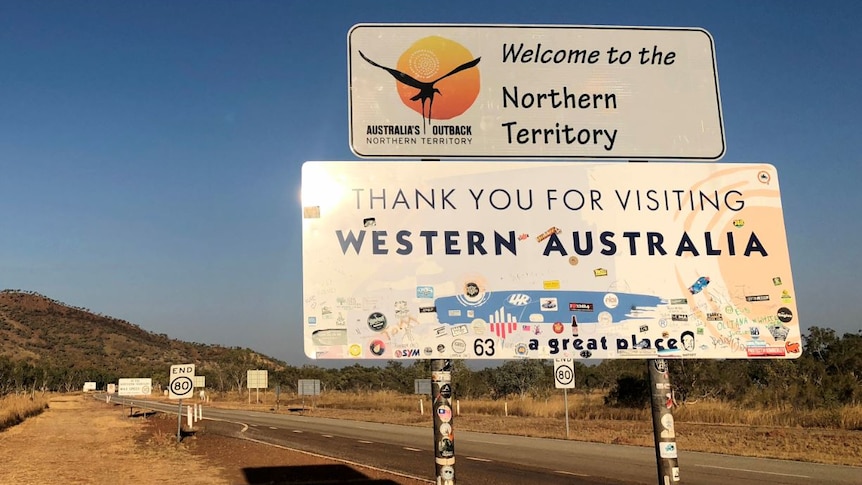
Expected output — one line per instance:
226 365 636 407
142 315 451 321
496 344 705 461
169 363 195 400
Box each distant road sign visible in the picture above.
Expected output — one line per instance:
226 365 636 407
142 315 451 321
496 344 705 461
118 378 153 396
554 359 575 389
169 363 195 400
349 24 723 160
298 379 321 396
247 370 269 389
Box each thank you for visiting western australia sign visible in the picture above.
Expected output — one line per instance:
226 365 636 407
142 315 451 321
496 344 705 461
301 161 799 361
349 24 724 160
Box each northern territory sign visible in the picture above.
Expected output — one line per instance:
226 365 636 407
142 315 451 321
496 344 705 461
301 161 800 360
349 24 724 160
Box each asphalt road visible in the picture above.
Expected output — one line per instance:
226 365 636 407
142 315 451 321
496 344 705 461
107 396 861 485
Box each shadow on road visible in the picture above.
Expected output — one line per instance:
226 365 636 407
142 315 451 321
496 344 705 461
242 464 400 484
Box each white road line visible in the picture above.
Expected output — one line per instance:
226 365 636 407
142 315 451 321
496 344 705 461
465 456 492 462
695 465 810 478
292 430 303 433
269 427 278 430
555 471 589 477
322 434 333 438
358 440 374 444
403 447 422 452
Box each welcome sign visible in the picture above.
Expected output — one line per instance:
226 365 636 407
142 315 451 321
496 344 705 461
349 24 724 160
301 161 800 360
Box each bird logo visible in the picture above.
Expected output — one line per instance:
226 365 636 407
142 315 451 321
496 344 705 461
359 36 480 133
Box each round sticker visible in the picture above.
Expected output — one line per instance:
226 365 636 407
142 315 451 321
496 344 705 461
436 405 452 423
440 466 455 480
777 307 793 323
439 423 452 436
369 339 386 356
568 256 579 266
603 293 619 309
451 339 467 353
349 344 362 357
367 312 387 331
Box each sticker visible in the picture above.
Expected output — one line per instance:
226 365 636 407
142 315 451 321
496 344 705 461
732 219 745 228
302 206 320 218
543 280 561 290
363 217 376 227
593 268 608 277
451 339 467 353
452 325 469 337
579 350 592 358
515 342 528 356
569 302 594 312
440 466 455 480
440 384 452 399
436 344 446 353
540 297 558 311
536 226 561 243
349 344 362 357
672 467 680 481
508 294 531 306
772 277 783 286
785 341 801 353
440 423 452 436
568 256 579 265
438 436 454 457
369 339 385 356
437 405 452 423
435 457 455 466
688 276 710 294
416 286 434 298
552 322 564 334
603 293 619 309
367 312 387 331
598 311 613 325
745 295 770 302
660 442 678 459
776 307 793 323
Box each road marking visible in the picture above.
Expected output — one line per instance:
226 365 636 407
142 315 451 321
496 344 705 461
403 447 422 452
322 434 333 438
465 456 491 462
695 465 810 478
556 471 589 477
292 430 303 433
269 427 278 430
358 440 374 444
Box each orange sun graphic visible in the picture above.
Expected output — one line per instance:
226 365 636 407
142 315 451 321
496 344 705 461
395 36 480 120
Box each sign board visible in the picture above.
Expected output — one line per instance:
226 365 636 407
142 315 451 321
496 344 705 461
298 379 321 396
302 161 800 360
118 378 153 396
107 383 116 394
82 382 97 392
193 375 206 388
415 379 432 395
169 363 195 400
349 24 723 160
247 370 268 389
554 359 576 389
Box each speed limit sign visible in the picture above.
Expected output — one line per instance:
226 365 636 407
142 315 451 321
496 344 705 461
169 363 195 399
554 358 575 389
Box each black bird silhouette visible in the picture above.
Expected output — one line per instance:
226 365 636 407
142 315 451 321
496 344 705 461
359 50 480 132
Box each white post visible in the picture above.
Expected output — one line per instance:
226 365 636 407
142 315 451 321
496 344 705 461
419 399 424 415
504 401 508 417
456 399 460 416
198 404 203 420
187 404 193 428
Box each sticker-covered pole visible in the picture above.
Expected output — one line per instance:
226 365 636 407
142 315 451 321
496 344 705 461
431 359 455 484
648 359 680 484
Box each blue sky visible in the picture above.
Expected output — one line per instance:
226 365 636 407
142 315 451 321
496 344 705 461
1 1 859 366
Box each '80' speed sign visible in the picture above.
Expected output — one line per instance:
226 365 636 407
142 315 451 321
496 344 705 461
169 363 195 400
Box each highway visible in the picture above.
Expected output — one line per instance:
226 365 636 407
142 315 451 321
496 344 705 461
106 396 861 485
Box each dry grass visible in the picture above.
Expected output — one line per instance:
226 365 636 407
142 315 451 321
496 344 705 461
195 389 862 467
0 393 48 431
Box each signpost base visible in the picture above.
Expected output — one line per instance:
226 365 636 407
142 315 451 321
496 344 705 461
648 359 680 484
431 359 455 484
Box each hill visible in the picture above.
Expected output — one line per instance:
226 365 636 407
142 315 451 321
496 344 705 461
0 289 285 389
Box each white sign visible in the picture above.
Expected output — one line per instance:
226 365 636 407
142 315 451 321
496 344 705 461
298 379 321 396
247 370 268 389
82 382 97 392
169 363 195 400
118 378 152 396
554 359 575 389
302 161 800 360
349 24 723 160
193 375 206 388
107 383 116 394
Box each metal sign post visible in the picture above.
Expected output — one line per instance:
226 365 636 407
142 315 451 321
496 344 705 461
648 359 680 484
431 359 455 484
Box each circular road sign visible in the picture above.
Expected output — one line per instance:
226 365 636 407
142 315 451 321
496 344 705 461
170 376 194 399
554 359 575 389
